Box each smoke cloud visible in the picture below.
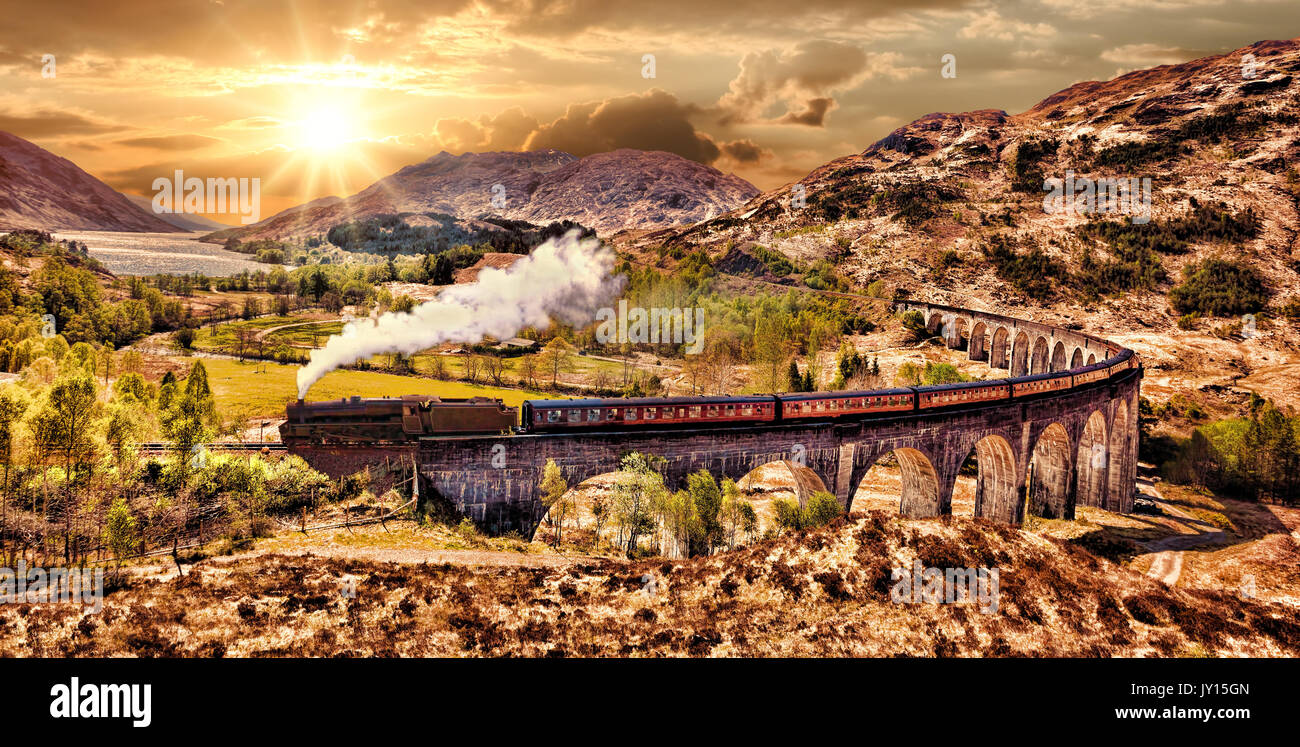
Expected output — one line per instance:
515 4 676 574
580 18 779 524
295 231 624 399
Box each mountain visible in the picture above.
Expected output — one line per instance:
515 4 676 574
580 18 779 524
625 39 1300 336
0 131 179 232
207 148 758 242
516 149 758 234
120 193 228 232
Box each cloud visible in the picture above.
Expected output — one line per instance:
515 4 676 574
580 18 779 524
0 109 125 137
434 106 539 152
958 10 1057 42
1100 43 1206 67
115 134 223 150
777 97 837 127
716 41 913 127
523 89 722 163
718 138 769 164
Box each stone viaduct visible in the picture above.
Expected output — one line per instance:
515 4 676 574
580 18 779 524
294 301 1142 538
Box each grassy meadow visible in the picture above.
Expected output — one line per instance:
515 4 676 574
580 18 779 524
200 357 558 421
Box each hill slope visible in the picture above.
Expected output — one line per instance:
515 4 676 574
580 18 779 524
626 39 1300 332
6 512 1296 657
0 132 179 233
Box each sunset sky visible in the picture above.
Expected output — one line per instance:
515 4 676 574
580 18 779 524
1 0 1296 224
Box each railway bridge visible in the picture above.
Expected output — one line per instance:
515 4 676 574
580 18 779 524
296 301 1142 538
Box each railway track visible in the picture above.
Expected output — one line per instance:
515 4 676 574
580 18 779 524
136 442 287 454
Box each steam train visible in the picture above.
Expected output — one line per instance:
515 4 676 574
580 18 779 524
280 350 1139 445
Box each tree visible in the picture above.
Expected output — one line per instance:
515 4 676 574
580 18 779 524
787 360 803 392
900 310 929 342
773 491 843 532
611 452 667 556
103 401 146 476
518 354 539 389
539 459 570 545
656 489 696 558
484 354 506 386
539 337 574 389
174 327 196 349
686 469 723 555
590 491 610 549
30 373 100 562
429 354 448 380
718 478 752 549
0 385 30 549
752 314 791 393
103 496 139 578
462 353 482 383
162 360 218 480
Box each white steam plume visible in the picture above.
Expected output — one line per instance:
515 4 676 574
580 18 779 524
296 230 624 398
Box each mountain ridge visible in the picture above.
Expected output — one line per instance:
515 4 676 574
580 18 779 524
206 148 758 241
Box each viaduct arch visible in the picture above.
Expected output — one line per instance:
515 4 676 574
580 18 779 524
295 301 1142 536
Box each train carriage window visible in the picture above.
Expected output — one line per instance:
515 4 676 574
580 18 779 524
689 406 702 418
663 408 674 419
547 410 561 423
568 409 582 423
724 404 735 417
588 409 601 422
645 408 656 420
607 409 618 420
707 405 719 417
741 404 753 416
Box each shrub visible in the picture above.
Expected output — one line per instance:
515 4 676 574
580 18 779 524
1168 258 1269 317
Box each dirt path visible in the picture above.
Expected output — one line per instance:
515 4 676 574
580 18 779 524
1136 477 1227 586
253 318 342 342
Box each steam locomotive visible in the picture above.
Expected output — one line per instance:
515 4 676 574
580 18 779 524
281 395 519 445
281 350 1139 445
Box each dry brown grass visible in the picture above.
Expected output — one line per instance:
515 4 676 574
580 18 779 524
4 511 1297 658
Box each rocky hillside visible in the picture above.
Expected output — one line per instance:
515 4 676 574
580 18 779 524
0 131 178 233
626 39 1300 339
210 148 758 242
520 149 757 234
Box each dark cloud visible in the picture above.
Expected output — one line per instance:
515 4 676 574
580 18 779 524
523 89 721 164
719 139 767 164
777 97 836 127
115 134 223 150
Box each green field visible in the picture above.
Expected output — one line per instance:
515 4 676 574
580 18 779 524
407 350 628 381
200 358 558 421
191 315 304 353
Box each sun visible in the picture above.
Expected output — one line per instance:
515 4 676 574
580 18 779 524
298 106 352 151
